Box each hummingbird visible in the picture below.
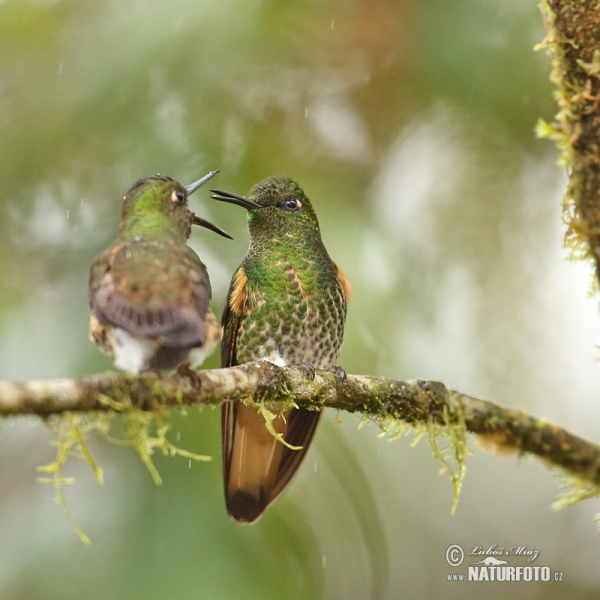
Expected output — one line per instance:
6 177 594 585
89 171 231 375
212 176 351 523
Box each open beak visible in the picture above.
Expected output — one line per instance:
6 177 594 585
185 171 232 239
192 215 233 240
186 170 220 195
211 189 264 210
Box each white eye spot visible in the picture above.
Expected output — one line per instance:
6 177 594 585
170 189 186 204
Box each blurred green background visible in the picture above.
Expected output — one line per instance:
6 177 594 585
0 0 598 598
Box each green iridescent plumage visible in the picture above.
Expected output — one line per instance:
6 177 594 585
89 172 228 373
214 176 349 523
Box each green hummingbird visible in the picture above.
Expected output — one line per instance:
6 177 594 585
89 171 231 375
212 176 351 523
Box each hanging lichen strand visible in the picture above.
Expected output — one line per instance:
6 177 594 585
2 363 600 542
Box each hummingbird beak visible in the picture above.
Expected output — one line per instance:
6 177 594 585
185 170 220 195
210 189 265 210
192 215 233 240
187 172 232 239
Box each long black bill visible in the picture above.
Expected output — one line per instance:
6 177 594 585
192 215 233 240
186 170 220 195
211 189 264 210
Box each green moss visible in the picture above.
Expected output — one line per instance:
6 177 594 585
256 402 303 451
250 373 305 450
37 414 103 545
552 472 600 513
538 0 600 270
362 399 470 516
39 390 212 543
427 421 469 516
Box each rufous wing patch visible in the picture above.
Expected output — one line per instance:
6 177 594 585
229 267 248 315
335 262 352 303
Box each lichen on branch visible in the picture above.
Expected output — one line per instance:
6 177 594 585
1 363 599 516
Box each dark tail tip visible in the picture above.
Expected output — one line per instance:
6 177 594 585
226 490 268 524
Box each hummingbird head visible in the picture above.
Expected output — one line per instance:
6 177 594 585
119 171 231 241
211 176 321 242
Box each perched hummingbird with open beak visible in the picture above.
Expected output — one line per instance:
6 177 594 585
212 176 351 523
89 171 231 375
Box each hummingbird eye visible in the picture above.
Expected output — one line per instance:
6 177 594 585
283 197 301 211
170 189 187 204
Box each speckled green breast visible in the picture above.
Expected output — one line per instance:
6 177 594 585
235 250 346 369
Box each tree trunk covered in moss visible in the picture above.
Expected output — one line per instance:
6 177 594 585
541 0 600 276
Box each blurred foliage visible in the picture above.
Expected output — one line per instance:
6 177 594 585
0 0 599 598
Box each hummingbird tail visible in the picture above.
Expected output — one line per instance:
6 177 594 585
222 403 322 523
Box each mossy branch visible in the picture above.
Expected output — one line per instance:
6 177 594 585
1 363 599 497
539 0 600 278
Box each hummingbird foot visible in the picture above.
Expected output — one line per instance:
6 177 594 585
139 368 163 383
176 362 202 389
288 362 316 381
328 365 347 383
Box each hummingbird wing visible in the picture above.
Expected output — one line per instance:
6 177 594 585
91 242 211 349
220 266 323 523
